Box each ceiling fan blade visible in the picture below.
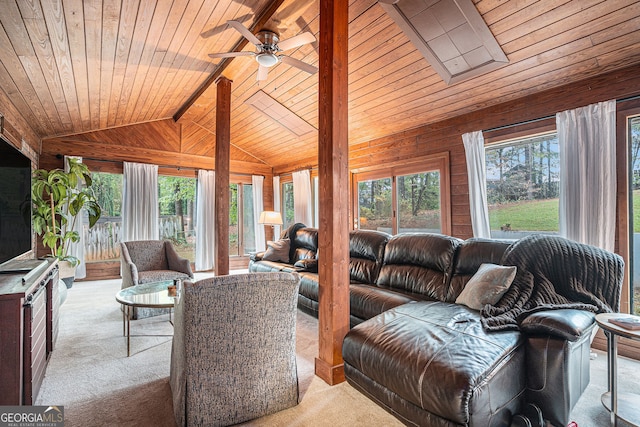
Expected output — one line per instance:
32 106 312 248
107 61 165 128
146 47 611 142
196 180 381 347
201 14 253 38
208 51 254 59
256 65 269 81
277 32 316 51
227 20 262 46
280 56 318 74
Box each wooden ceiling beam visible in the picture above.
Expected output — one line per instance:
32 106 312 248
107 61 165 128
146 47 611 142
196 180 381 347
173 0 286 122
40 137 272 175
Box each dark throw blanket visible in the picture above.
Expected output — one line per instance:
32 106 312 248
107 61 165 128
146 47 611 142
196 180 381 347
481 234 624 331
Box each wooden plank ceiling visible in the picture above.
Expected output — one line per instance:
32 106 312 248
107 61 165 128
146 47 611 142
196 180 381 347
1 0 639 171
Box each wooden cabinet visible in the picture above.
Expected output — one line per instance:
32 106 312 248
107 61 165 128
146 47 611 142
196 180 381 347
0 259 59 405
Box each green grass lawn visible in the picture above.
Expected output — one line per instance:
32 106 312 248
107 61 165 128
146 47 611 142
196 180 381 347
489 198 559 232
491 191 640 233
633 190 640 233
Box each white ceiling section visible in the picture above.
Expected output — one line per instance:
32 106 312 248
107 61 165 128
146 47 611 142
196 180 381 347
379 0 508 84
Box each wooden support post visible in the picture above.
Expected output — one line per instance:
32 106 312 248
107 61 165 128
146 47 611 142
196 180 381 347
315 0 349 385
215 76 231 276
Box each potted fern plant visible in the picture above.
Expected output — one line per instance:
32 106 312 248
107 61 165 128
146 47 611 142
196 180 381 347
32 158 102 288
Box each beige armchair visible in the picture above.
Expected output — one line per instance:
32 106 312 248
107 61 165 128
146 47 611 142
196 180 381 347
120 240 194 319
170 272 301 427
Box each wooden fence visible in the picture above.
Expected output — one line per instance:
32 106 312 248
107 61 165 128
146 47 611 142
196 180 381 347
84 216 184 262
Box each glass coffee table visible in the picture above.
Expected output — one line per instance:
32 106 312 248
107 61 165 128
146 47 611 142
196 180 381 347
116 280 179 357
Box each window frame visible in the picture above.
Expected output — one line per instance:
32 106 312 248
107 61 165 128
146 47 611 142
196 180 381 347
228 174 255 257
483 127 560 237
351 152 451 235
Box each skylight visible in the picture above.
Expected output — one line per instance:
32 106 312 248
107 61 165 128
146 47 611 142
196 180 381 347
379 0 508 84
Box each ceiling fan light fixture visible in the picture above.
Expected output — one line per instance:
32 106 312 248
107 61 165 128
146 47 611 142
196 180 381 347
255 53 278 67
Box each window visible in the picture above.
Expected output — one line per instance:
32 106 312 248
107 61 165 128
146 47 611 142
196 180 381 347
357 177 393 233
87 169 258 262
229 183 255 256
353 153 450 235
85 172 123 263
312 176 319 228
397 172 441 233
485 132 559 238
629 115 640 315
282 181 294 229
158 176 196 262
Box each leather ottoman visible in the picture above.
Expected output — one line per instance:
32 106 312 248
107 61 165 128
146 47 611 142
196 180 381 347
343 301 526 426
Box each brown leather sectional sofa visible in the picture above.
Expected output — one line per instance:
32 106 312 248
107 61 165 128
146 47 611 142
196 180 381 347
249 225 623 426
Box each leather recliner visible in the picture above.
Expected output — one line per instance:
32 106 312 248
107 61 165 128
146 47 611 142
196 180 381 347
250 228 623 426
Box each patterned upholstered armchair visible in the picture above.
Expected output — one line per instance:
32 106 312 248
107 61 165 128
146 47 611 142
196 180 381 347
120 240 194 319
170 272 301 427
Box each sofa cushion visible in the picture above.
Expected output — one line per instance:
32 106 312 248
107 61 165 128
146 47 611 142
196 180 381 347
263 239 291 262
349 283 422 321
376 233 461 301
294 259 318 272
455 263 516 310
349 229 390 284
343 301 525 425
448 238 512 302
291 228 318 263
297 272 320 307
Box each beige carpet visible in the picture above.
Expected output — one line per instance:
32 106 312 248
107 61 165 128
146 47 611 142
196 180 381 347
36 276 638 426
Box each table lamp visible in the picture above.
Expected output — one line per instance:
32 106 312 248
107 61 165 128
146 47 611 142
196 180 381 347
259 210 283 241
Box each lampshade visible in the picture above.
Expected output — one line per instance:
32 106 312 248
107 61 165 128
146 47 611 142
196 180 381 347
258 211 283 226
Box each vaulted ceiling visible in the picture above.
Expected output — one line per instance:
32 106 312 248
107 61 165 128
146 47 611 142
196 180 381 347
1 0 639 171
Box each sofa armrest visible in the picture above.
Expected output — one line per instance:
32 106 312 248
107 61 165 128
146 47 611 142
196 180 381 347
250 251 265 262
519 309 595 342
294 258 318 273
166 242 194 278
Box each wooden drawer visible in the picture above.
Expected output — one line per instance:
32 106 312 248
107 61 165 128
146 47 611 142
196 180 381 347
23 284 47 405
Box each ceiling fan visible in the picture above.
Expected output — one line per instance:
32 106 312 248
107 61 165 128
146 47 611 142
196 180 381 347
208 20 318 81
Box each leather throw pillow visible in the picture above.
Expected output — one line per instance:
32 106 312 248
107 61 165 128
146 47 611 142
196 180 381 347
456 263 517 310
262 239 291 263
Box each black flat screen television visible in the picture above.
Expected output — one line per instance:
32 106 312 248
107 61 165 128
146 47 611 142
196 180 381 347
0 136 32 266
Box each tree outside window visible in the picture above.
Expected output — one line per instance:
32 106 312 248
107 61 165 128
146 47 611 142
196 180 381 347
158 176 196 261
485 132 560 238
282 182 294 229
85 172 123 262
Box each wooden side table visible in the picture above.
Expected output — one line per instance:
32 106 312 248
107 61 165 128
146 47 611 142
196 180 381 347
595 313 640 427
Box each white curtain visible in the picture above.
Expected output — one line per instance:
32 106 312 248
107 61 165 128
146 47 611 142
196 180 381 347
273 176 282 238
122 162 159 242
313 175 319 228
196 170 215 271
64 156 86 279
252 175 265 250
462 131 491 238
292 169 312 226
557 100 616 251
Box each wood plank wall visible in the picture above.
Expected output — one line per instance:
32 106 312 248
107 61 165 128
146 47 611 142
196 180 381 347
348 63 640 359
348 63 640 240
0 85 40 159
35 119 271 279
